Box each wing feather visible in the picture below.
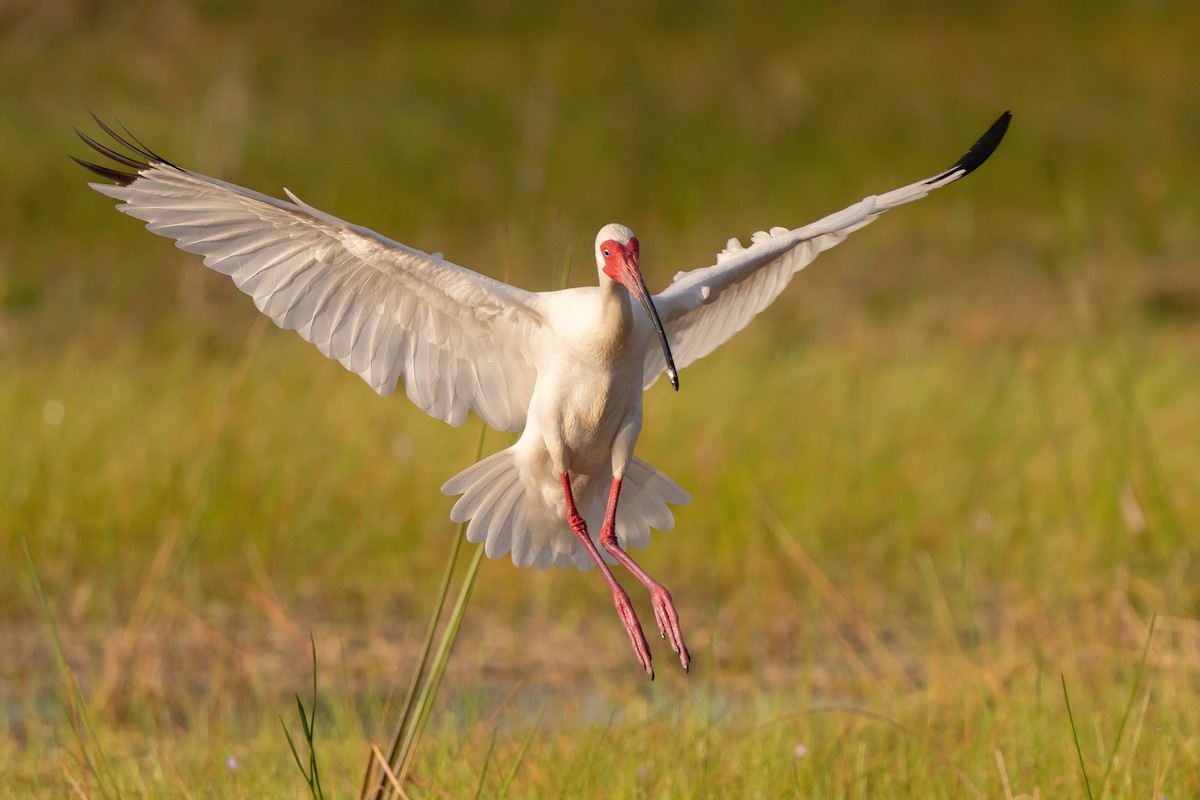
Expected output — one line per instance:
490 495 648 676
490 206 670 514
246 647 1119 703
645 112 1010 386
77 122 543 431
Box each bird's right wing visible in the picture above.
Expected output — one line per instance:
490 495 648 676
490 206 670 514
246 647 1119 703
76 120 543 432
644 111 1011 387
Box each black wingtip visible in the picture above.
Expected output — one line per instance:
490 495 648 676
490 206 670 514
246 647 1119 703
72 114 175 186
71 154 137 184
927 110 1012 185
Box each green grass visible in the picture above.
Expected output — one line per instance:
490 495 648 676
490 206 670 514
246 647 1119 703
4 0 1200 796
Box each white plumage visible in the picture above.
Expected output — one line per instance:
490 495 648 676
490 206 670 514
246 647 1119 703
76 111 1010 675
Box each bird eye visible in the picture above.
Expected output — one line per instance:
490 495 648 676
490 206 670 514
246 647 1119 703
602 248 611 257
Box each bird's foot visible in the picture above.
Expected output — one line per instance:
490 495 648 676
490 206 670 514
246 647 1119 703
611 587 654 679
648 583 691 672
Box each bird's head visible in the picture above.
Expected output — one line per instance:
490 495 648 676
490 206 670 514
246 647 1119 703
595 223 679 391
595 223 640 284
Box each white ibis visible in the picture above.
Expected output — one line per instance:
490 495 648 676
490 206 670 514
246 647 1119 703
76 111 1010 677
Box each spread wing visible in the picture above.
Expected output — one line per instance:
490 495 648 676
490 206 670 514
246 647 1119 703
644 111 1011 387
75 119 543 432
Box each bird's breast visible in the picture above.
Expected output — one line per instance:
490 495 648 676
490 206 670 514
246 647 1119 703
526 286 649 468
528 346 644 473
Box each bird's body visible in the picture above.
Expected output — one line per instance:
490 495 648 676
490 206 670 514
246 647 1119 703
446 250 688 572
76 111 1010 676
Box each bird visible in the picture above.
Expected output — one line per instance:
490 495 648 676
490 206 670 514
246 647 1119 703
75 110 1010 678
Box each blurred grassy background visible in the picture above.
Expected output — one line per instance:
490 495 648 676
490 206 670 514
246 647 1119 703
3 0 1199 796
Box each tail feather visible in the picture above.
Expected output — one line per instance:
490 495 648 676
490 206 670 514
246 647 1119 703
485 478 523 561
445 451 510 523
441 448 690 571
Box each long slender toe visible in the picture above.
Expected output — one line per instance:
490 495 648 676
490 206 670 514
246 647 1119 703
649 584 690 672
612 589 654 677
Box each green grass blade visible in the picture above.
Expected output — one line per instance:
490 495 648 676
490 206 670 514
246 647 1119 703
364 421 489 799
363 520 462 799
1098 612 1157 798
283 635 326 800
1061 673 1095 800
281 717 309 784
498 703 548 799
22 538 117 800
396 541 487 786
472 725 501 800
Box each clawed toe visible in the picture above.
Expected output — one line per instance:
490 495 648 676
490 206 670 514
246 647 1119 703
649 584 691 672
611 589 654 677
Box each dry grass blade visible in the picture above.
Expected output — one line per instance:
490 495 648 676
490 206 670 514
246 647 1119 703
94 315 269 713
759 499 911 687
995 748 1014 800
370 746 410 800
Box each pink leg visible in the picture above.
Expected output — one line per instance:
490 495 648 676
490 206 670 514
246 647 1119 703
599 478 691 672
560 473 655 678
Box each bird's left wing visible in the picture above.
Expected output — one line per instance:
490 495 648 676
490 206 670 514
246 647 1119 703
644 111 1010 388
76 120 542 432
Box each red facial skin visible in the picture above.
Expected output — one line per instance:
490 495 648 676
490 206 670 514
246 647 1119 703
599 236 640 286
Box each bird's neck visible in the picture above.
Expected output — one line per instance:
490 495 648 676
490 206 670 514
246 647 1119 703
585 276 635 359
598 275 634 328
